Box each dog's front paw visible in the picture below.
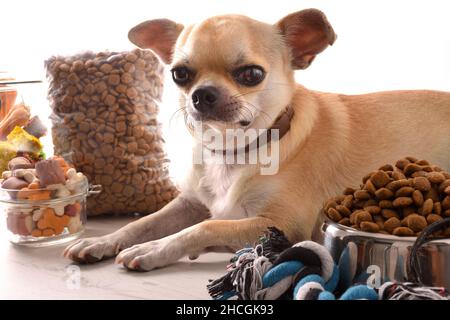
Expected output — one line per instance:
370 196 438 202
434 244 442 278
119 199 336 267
63 236 124 263
115 238 182 271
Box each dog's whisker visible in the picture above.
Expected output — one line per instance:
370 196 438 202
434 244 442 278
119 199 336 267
169 107 187 123
239 101 273 126
168 107 188 132
236 106 253 123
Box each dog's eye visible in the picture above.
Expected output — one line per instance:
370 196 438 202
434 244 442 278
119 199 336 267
171 67 192 86
233 65 266 86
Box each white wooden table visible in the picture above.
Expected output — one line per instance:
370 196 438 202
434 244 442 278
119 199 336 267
0 215 231 299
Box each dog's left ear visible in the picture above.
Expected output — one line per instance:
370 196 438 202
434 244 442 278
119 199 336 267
128 19 184 64
277 9 336 69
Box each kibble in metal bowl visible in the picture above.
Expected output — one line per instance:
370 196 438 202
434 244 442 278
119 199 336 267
324 156 450 237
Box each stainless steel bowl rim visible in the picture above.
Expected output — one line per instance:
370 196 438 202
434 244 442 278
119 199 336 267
322 215 450 245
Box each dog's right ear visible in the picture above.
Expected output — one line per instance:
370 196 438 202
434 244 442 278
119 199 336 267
128 19 184 64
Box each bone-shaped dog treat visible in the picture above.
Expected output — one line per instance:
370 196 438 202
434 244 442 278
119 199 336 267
12 168 37 183
8 156 34 170
2 171 12 179
68 214 82 234
46 183 71 198
65 168 87 192
23 116 47 138
2 176 31 199
1 176 29 190
35 159 66 187
32 208 44 222
22 171 35 183
52 204 65 216
66 168 76 178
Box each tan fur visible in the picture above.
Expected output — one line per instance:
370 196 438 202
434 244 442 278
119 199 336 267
64 10 450 271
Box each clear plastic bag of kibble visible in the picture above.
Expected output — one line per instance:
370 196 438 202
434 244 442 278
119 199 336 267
0 156 100 246
45 49 179 216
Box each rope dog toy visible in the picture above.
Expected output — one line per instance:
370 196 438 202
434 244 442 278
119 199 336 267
207 227 449 300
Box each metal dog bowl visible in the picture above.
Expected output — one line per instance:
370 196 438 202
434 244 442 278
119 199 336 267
312 214 450 290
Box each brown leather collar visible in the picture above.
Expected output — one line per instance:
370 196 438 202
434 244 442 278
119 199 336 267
205 105 295 155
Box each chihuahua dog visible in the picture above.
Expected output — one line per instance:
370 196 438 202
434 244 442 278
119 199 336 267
64 9 450 271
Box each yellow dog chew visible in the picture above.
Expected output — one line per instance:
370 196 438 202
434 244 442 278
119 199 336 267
0 141 17 174
7 126 43 157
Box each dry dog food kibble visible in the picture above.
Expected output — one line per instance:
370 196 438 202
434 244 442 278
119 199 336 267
45 50 179 215
324 157 450 236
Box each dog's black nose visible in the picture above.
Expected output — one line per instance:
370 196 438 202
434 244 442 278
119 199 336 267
192 86 219 112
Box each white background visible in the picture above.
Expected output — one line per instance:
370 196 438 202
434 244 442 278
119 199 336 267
1 0 449 182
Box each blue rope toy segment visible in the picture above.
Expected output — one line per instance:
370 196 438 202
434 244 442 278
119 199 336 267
207 227 449 300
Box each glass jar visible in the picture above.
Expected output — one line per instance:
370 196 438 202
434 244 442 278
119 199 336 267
0 76 53 159
0 85 17 121
0 179 97 246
